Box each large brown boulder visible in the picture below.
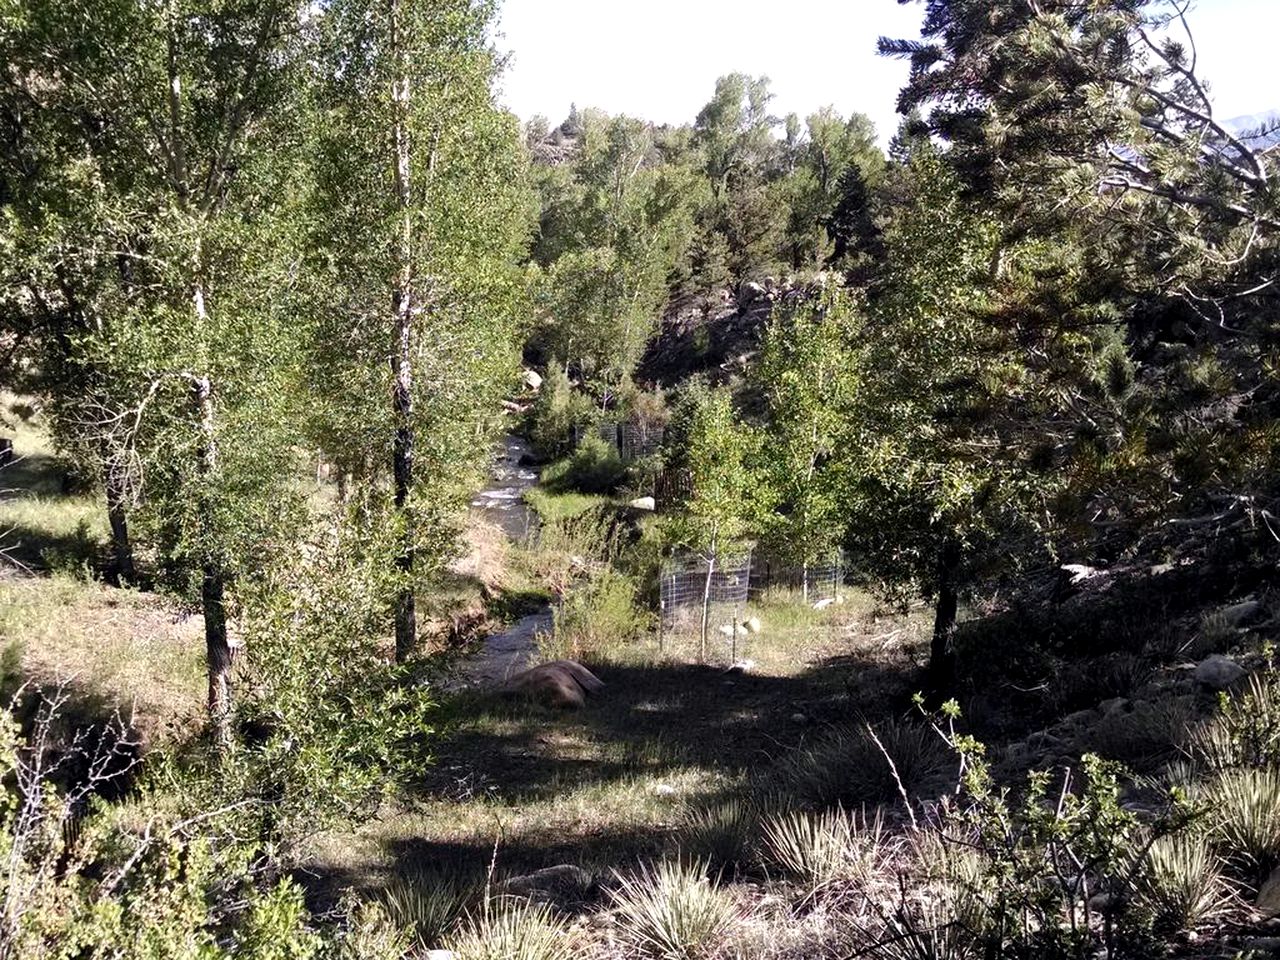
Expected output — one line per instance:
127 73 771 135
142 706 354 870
501 660 604 710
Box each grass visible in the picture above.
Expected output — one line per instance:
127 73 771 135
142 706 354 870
448 897 575 960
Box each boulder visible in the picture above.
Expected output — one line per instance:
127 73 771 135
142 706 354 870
502 660 604 710
1193 654 1246 691
425 952 457 960
521 369 543 391
628 496 656 511
1256 865 1280 917
503 864 593 906
1219 599 1264 627
737 280 766 305
744 617 763 634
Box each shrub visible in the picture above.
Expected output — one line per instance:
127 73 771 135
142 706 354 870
780 720 951 809
762 807 886 900
550 433 627 495
1205 767 1280 870
1189 669 1280 772
1138 834 1235 933
547 567 645 660
610 860 737 960
380 865 480 949
448 897 574 960
682 798 760 875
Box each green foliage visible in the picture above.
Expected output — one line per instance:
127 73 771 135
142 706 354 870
609 859 737 960
1205 768 1280 871
527 365 592 461
547 566 646 661
545 434 627 496
381 865 480 951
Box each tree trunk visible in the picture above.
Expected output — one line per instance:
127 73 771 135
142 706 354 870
700 534 717 663
100 441 135 586
390 0 417 662
928 536 961 697
193 376 232 749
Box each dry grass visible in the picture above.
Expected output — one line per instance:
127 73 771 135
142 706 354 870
0 575 206 741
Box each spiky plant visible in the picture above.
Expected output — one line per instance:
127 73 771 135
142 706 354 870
682 798 759 875
447 897 574 960
380 867 478 949
762 807 887 900
1207 767 1280 868
780 721 950 809
610 859 737 960
1139 834 1236 933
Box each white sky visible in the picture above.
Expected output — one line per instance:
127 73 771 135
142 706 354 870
493 0 1277 145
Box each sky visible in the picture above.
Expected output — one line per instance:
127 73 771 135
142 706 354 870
493 0 1278 145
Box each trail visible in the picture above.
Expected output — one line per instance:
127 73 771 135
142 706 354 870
455 433 549 688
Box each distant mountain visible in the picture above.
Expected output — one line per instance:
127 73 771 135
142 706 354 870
1224 110 1280 152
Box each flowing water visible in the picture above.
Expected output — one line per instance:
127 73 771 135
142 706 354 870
456 433 549 687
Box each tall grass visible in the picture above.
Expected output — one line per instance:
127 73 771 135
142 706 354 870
762 807 887 900
1139 834 1235 932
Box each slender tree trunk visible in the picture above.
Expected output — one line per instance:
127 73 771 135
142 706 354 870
699 528 718 662
100 441 135 587
928 536 961 697
193 375 232 749
390 0 417 662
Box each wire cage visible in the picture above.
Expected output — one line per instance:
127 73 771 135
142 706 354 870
620 421 665 461
658 547 753 661
749 548 846 605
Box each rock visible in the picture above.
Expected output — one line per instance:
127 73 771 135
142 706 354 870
717 624 735 638
1193 654 1246 691
744 617 762 634
425 951 457 960
501 660 605 710
790 712 809 724
726 659 756 674
628 496 656 511
1099 697 1130 717
1061 563 1100 585
521 369 543 391
654 783 677 798
503 865 593 906
1257 865 1280 918
738 280 766 305
1220 599 1264 627
813 597 834 610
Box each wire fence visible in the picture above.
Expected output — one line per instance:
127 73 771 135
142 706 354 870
658 547 753 662
749 549 845 605
620 422 664 461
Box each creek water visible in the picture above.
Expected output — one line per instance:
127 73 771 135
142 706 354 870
456 433 550 688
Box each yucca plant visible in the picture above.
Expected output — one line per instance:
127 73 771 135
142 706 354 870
682 798 759 875
1138 833 1235 933
610 859 737 960
762 807 886 900
1189 671 1280 771
781 721 950 809
380 867 478 949
1207 767 1280 869
447 896 574 960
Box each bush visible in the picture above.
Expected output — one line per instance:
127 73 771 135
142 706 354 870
380 864 481 950
780 720 951 809
1189 668 1280 772
447 897 574 960
1205 767 1280 870
547 567 645 661
681 798 760 875
547 433 627 495
527 364 589 461
1138 834 1235 933
610 860 737 960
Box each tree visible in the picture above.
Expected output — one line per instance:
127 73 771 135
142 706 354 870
752 282 861 594
664 383 757 660
1 0 311 744
531 113 699 394
305 0 533 661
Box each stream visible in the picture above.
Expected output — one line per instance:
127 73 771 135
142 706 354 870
455 433 550 688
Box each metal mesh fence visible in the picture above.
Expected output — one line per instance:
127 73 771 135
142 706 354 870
658 548 753 661
620 422 664 461
749 549 845 605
